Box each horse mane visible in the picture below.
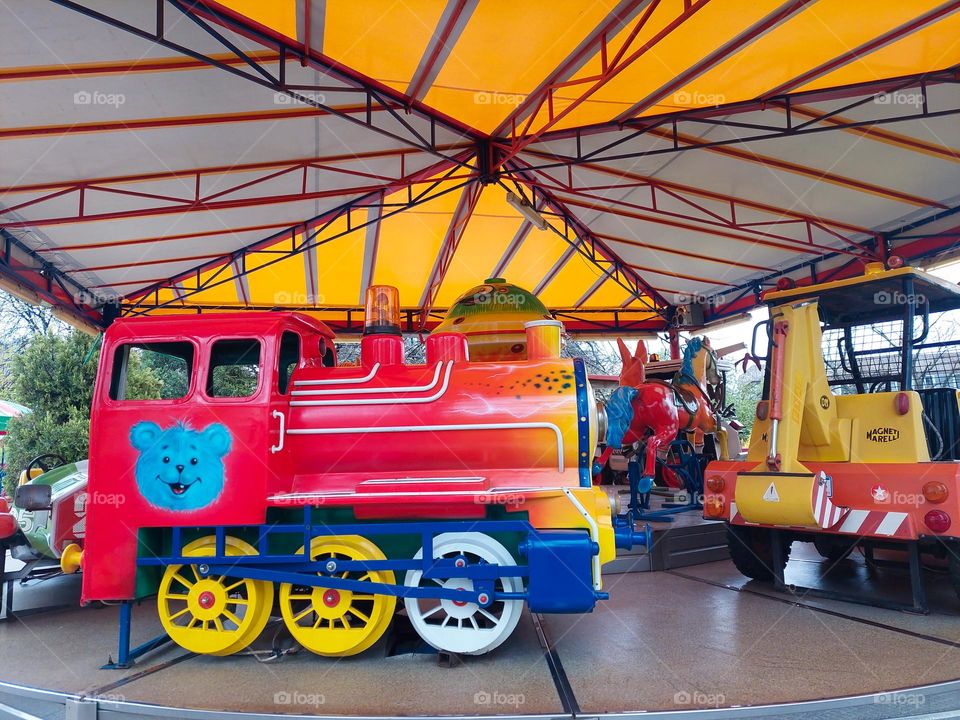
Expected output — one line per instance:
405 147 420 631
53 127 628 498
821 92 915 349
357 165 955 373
680 337 701 380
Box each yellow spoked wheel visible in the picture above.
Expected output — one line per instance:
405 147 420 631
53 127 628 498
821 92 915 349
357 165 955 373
157 536 273 656
279 535 396 657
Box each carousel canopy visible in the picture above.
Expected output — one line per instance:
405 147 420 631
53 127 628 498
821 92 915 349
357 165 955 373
1 1 959 334
0 400 31 436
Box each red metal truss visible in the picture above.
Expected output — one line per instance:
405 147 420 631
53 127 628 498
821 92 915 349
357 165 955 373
496 0 816 165
0 50 282 81
0 104 402 141
494 0 707 163
0 228 103 325
1 153 476 229
773 104 960 162
518 155 880 258
519 67 960 166
50 0 479 167
611 0 816 121
122 149 477 313
504 160 671 315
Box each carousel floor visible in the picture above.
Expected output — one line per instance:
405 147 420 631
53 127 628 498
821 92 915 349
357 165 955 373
2 542 960 719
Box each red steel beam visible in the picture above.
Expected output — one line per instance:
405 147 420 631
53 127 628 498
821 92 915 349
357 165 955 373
0 50 281 81
593 230 769 273
0 103 391 140
1 169 476 229
614 0 815 121
522 169 879 261
646 127 948 209
121 149 476 307
0 145 469 196
517 67 959 148
553 193 865 259
775 104 960 163
34 222 299 253
495 0 711 162
491 0 654 137
522 147 873 235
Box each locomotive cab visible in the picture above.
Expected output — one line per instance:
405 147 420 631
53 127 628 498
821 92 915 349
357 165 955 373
83 312 336 601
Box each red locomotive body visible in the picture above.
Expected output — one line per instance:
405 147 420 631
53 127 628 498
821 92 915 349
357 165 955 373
75 287 637 659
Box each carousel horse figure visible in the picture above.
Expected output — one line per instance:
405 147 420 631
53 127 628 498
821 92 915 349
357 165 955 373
594 337 719 513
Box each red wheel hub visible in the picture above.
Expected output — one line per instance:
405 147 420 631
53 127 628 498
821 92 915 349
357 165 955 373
323 589 341 607
198 590 215 609
452 588 467 607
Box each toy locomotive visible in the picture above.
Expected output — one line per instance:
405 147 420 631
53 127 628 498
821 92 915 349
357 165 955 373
61 281 639 657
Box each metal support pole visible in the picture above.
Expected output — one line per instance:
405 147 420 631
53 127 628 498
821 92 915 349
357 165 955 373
902 276 915 391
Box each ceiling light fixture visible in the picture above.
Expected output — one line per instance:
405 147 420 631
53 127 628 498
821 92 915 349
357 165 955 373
506 191 548 231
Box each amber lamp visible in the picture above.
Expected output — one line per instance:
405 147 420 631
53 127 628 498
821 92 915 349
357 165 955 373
364 285 401 335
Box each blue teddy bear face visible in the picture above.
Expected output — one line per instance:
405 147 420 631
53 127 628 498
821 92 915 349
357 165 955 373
129 421 231 511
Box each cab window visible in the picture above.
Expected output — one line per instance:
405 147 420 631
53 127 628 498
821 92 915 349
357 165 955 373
109 342 194 401
277 331 300 394
207 339 261 398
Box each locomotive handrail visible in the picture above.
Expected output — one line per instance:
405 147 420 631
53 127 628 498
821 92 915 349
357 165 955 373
293 362 380 386
292 361 444 396
290 362 453 406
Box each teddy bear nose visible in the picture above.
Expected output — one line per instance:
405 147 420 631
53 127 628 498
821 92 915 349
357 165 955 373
176 464 185 472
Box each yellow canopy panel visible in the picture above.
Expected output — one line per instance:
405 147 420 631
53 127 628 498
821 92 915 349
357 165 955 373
1 0 957 335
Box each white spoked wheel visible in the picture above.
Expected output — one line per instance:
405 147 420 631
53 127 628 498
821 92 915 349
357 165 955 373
404 533 523 655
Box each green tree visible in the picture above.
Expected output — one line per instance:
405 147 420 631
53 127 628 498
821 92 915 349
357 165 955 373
3 330 161 494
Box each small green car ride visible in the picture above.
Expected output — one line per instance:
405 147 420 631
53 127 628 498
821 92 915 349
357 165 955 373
0 456 89 613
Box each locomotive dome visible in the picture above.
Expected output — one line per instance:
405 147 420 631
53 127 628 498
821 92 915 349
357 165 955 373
433 278 555 361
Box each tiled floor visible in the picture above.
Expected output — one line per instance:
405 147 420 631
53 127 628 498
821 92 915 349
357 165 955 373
1 545 959 715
